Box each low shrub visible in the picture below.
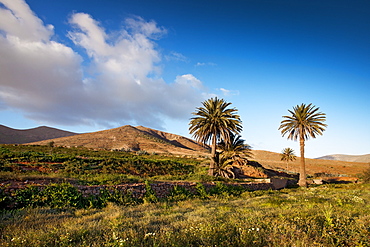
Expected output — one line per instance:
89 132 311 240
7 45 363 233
0 186 13 209
195 182 210 199
13 183 87 209
208 181 245 197
143 180 159 203
167 185 193 202
2 183 143 209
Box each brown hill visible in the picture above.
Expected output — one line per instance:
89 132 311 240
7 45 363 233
0 125 77 144
316 154 370 163
26 125 368 177
251 150 368 177
29 125 209 155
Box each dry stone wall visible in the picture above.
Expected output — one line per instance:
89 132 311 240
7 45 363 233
1 181 277 199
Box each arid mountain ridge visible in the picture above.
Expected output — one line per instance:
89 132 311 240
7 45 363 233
1 124 369 176
316 154 370 163
27 125 210 156
1 124 369 161
0 124 76 144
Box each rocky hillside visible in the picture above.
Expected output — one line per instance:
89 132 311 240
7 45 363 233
20 124 368 176
29 125 209 155
0 125 77 144
316 154 370 163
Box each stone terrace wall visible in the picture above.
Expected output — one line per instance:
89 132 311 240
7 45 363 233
2 181 275 199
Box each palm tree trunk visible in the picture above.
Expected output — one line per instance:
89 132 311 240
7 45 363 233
208 134 217 176
298 135 307 187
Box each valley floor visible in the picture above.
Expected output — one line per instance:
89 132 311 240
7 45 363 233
1 183 369 246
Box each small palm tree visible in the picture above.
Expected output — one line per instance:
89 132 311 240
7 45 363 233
189 97 242 176
279 103 327 187
280 147 296 171
217 133 252 166
215 133 252 178
214 152 236 178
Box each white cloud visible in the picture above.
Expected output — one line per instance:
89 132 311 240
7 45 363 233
219 88 239 96
195 62 216 66
175 74 203 89
125 16 167 40
0 0 53 42
165 51 188 62
0 0 205 130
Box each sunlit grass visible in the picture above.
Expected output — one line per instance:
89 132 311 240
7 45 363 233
1 183 369 246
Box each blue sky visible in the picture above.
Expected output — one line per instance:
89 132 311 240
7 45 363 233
0 0 369 158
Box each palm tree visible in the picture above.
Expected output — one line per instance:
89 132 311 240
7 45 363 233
214 151 236 178
279 103 327 187
280 147 296 171
217 133 252 166
189 97 242 176
215 133 252 178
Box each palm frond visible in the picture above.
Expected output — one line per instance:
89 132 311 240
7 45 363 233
189 97 242 144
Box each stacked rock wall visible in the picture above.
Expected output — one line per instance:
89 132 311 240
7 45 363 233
1 181 276 199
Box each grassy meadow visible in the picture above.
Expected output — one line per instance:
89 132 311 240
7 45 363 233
1 144 370 246
1 184 369 246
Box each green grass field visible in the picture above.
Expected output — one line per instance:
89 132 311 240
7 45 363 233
1 145 369 246
1 183 369 246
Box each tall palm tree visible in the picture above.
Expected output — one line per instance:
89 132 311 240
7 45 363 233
279 103 327 187
189 97 242 176
280 147 296 171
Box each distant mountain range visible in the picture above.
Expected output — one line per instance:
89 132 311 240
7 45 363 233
316 154 370 163
0 125 77 144
1 124 369 165
0 124 368 176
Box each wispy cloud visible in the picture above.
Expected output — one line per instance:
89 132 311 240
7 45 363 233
195 62 217 67
218 88 239 96
165 51 188 62
0 0 205 129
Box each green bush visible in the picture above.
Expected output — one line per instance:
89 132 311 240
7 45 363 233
41 183 86 208
0 186 13 209
143 180 159 203
14 185 45 208
14 183 87 208
5 183 143 209
63 159 87 174
195 182 210 199
209 182 245 197
167 185 193 202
